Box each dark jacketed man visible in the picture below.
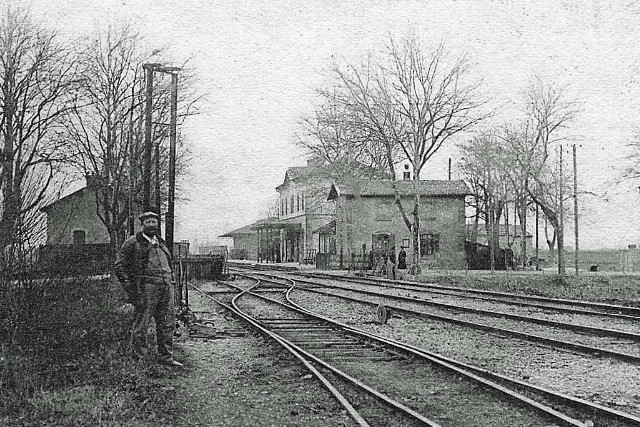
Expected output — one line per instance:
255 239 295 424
115 211 183 367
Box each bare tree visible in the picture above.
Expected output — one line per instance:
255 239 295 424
507 81 577 275
0 6 79 349
459 129 513 270
59 24 197 250
261 194 281 219
322 36 488 272
0 6 78 254
296 94 394 181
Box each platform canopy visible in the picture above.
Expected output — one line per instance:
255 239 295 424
250 218 302 232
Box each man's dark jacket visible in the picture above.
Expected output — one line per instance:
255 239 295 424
114 232 173 305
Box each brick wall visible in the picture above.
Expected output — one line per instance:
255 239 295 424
336 194 467 269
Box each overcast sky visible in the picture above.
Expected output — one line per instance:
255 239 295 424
26 0 640 250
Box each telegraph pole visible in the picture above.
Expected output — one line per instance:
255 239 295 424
559 145 566 276
152 66 181 256
573 144 579 276
142 63 160 212
155 126 161 230
166 71 179 257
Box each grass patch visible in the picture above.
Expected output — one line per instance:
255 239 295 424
412 271 640 306
0 276 182 426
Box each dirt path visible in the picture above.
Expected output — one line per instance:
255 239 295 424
163 292 354 427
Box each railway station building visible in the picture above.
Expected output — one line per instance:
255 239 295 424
220 158 389 265
220 158 471 270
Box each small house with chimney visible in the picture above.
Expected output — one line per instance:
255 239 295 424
38 176 143 274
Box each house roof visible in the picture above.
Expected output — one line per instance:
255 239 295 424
40 187 87 213
276 159 391 192
40 181 144 213
276 164 335 192
328 180 471 199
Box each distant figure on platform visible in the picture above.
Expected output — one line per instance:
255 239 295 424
378 253 387 276
387 247 396 280
115 211 183 368
397 247 407 279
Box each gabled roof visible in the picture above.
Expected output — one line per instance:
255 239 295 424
40 187 87 213
328 180 471 199
276 164 336 192
276 158 391 192
40 182 143 213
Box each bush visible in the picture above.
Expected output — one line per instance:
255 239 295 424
0 274 175 426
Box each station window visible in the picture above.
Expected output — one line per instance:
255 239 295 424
290 195 295 213
420 233 440 256
301 194 305 210
296 194 300 211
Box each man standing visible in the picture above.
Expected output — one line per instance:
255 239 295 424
397 247 407 280
115 211 183 367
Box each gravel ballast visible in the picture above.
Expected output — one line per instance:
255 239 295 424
166 289 355 427
288 288 640 417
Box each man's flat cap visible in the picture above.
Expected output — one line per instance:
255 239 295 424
139 211 160 221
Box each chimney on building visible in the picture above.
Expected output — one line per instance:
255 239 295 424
403 164 411 181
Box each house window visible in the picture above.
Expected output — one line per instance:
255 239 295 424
290 195 295 213
296 195 300 211
420 233 440 256
301 194 305 210
73 230 86 245
281 198 285 216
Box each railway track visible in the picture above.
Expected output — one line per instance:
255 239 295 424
191 274 640 426
298 270 640 317
229 267 640 363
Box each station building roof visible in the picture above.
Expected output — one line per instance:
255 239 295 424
328 179 471 200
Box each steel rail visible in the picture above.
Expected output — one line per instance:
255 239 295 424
230 265 640 321
274 276 640 427
232 273 592 427
192 279 440 426
297 270 640 317
232 269 640 362
229 280 443 426
189 279 371 426
284 275 640 341
294 281 640 364
295 271 640 322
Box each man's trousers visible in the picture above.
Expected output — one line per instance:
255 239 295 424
131 276 175 361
